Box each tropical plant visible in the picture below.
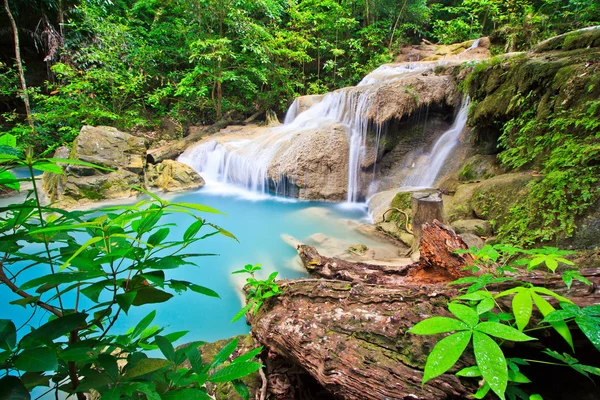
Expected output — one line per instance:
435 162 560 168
408 244 600 400
0 133 262 399
231 264 280 323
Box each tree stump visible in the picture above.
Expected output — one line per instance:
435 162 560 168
411 191 445 253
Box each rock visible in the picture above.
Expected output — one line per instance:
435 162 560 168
458 154 503 182
348 244 368 255
157 117 183 141
459 232 485 249
451 219 493 236
43 126 148 203
444 172 538 225
179 335 261 400
565 201 600 250
146 160 205 192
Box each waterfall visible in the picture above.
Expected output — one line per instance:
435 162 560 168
401 97 470 188
179 61 456 201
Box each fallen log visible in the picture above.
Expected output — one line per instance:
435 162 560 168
299 220 474 285
250 279 474 400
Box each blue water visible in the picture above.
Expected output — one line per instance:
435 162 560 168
1 184 370 347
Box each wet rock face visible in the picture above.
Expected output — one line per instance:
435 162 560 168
146 160 205 192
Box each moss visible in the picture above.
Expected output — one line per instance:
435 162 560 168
79 187 104 200
390 192 412 210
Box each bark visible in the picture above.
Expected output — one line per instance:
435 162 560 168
299 220 474 286
250 279 475 400
411 192 445 253
4 0 34 130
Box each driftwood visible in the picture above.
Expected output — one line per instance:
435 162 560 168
299 220 473 286
249 220 600 399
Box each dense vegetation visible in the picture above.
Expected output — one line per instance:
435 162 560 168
1 0 598 153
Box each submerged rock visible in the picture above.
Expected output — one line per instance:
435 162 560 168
146 160 205 192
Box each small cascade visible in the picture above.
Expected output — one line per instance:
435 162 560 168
180 60 459 202
401 97 470 188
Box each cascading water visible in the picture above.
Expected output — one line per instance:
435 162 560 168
401 97 470 188
179 61 457 201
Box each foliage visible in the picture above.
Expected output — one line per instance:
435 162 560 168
0 134 261 398
231 264 280 323
409 244 600 399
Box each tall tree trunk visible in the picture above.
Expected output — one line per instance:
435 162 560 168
4 0 34 130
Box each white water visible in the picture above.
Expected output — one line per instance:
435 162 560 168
180 61 462 202
402 97 470 187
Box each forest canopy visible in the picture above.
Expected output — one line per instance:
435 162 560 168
1 0 598 153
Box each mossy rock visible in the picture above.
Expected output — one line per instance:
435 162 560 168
532 26 600 53
458 154 503 182
390 192 412 211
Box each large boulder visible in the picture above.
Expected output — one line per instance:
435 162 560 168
43 126 147 203
146 160 205 192
458 154 503 182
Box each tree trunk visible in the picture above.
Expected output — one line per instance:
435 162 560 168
411 191 445 253
4 0 34 130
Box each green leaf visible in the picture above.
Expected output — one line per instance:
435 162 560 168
58 236 104 271
186 347 203 373
575 316 600 352
408 317 469 335
101 386 121 400
188 284 220 298
512 290 532 331
475 322 535 342
46 158 114 171
211 338 238 369
0 376 30 400
448 303 479 327
155 336 176 362
20 271 105 291
116 292 137 314
172 202 223 215
532 287 573 304
473 331 508 400
0 134 17 147
20 371 50 391
0 170 19 191
13 347 58 372
183 220 204 241
508 370 531 383
231 303 253 323
20 313 88 349
422 331 472 385
160 388 211 400
148 228 170 246
98 354 119 380
456 365 481 377
9 297 39 308
477 298 495 315
232 380 250 400
131 311 157 339
81 280 110 303
232 347 263 364
132 287 174 306
123 358 171 380
529 395 543 400
32 162 63 174
209 362 263 382
531 293 574 351
0 320 17 351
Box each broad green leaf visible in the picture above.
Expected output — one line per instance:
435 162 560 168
160 388 211 400
148 228 170 246
0 320 17 351
531 292 573 351
163 331 189 343
575 316 600 352
123 358 171 379
473 331 508 400
116 292 137 314
472 382 491 399
448 303 479 327
408 317 468 335
508 370 531 383
98 354 119 380
20 313 88 349
184 220 204 241
20 371 50 391
32 162 63 174
101 386 121 400
232 346 263 364
0 170 19 191
0 134 17 147
456 365 481 377
209 362 263 382
142 271 165 288
422 331 471 384
131 311 157 339
0 376 30 400
476 298 495 315
188 284 220 298
131 287 174 306
475 322 535 342
186 347 203 373
59 236 104 271
155 335 176 362
20 271 105 290
512 290 532 331
232 379 250 400
9 297 39 308
13 348 57 372
456 291 492 301
529 395 543 400
46 158 114 171
81 280 110 303
211 338 239 369
532 287 573 304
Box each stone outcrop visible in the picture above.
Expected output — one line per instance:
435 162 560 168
42 125 205 205
146 160 205 192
